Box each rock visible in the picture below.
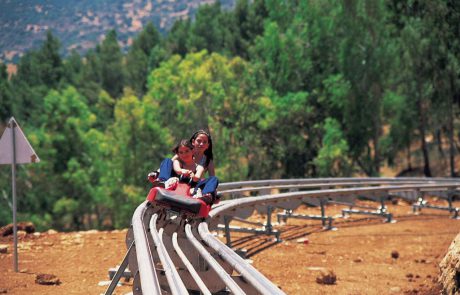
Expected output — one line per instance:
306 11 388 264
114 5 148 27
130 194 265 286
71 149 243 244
390 286 401 293
439 233 460 294
19 222 35 234
17 230 27 239
0 222 35 237
306 267 326 271
0 288 7 293
0 245 7 254
296 238 309 244
316 269 337 285
83 229 98 234
46 229 58 235
353 257 363 263
98 280 121 287
391 250 399 259
35 273 61 285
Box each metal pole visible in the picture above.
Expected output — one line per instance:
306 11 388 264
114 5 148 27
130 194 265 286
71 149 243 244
380 196 386 213
104 241 134 295
266 206 273 234
320 199 326 227
447 190 453 212
11 119 18 272
224 216 232 248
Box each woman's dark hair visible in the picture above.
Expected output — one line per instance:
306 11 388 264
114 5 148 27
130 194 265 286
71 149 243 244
190 129 213 167
172 139 194 154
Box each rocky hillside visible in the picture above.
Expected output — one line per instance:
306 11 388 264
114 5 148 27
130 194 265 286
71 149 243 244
0 0 234 63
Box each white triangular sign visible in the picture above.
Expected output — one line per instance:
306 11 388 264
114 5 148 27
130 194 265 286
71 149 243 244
0 117 40 165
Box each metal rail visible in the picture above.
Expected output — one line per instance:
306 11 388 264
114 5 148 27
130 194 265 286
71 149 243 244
131 201 162 294
217 177 459 191
198 222 285 295
149 214 188 295
171 232 211 295
107 178 460 294
185 224 246 294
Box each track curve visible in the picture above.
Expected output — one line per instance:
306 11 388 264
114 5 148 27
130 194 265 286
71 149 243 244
107 177 460 294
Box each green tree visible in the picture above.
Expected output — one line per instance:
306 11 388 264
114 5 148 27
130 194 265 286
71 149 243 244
381 92 417 170
9 31 64 123
145 50 266 180
10 51 48 122
126 23 162 96
314 118 352 177
166 19 191 56
61 50 83 87
388 3 434 176
13 31 63 89
232 0 268 59
148 44 169 71
187 2 225 53
28 86 99 230
335 0 396 176
80 49 103 104
423 0 460 176
0 63 12 121
38 30 63 89
255 90 322 178
98 30 124 98
104 91 172 226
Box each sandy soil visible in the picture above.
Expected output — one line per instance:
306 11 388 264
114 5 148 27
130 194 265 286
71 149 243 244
0 198 459 295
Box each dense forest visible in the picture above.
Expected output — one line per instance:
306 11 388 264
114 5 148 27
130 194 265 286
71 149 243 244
1 0 459 231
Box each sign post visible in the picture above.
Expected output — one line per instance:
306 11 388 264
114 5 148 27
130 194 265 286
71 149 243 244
0 117 40 272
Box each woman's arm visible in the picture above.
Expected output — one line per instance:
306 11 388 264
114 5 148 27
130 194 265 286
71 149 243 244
207 160 215 176
193 165 205 181
172 159 191 176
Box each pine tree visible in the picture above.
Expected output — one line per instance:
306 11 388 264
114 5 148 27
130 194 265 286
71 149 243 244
0 63 12 121
126 23 162 96
98 30 124 98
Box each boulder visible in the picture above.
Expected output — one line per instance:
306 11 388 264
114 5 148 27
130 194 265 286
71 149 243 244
35 273 61 285
316 269 337 285
0 222 35 237
439 233 460 294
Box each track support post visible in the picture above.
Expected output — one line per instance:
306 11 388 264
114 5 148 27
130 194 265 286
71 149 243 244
104 241 134 295
224 215 233 247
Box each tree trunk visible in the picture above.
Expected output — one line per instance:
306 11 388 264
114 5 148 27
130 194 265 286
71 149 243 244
373 101 382 176
435 129 444 157
448 76 457 177
406 144 412 171
418 98 432 177
420 134 431 176
448 100 456 177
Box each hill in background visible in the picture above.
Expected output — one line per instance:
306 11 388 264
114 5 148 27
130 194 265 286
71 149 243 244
0 0 234 63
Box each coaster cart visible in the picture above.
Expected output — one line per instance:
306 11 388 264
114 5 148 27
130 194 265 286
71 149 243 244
146 175 212 220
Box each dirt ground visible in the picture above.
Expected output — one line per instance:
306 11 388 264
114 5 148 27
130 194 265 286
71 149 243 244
0 197 459 295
